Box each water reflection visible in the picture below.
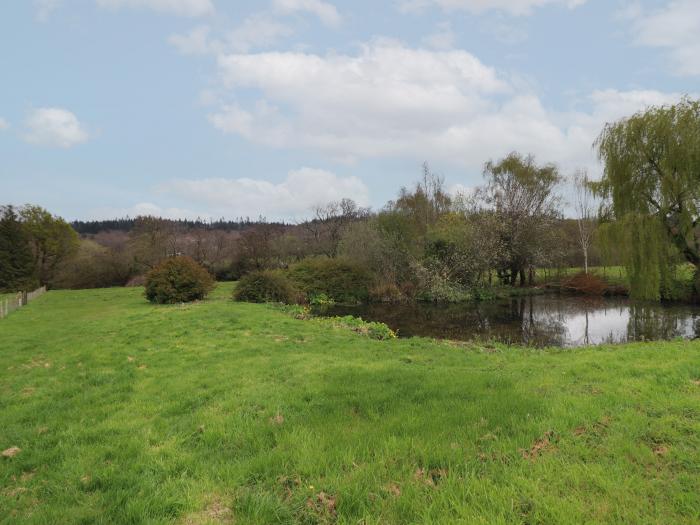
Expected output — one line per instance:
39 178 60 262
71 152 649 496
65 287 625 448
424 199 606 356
313 295 700 347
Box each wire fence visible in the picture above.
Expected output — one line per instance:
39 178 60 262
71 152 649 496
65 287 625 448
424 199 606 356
0 286 47 320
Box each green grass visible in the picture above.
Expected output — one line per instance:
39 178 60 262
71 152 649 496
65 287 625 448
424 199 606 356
537 264 696 287
536 266 628 284
1 284 700 524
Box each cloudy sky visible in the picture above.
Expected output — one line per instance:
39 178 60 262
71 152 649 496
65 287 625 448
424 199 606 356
1 0 697 221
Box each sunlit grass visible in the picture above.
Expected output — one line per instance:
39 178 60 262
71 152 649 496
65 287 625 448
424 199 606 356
1 283 699 523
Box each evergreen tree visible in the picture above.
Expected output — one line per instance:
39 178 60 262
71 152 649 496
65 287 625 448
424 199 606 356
0 205 37 292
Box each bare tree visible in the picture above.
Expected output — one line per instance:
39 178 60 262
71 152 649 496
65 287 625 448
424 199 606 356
303 198 370 257
573 170 596 274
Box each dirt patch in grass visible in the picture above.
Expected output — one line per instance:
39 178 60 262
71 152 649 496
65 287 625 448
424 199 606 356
653 445 670 456
3 486 28 498
182 497 233 525
414 467 447 487
21 358 51 370
2 446 21 458
306 491 337 520
521 431 555 460
385 483 401 497
572 416 611 438
278 475 301 500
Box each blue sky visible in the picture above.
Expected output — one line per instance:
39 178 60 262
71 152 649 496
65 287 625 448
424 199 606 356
1 0 698 221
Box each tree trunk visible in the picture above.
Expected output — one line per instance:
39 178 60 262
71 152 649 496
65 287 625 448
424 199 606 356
584 248 589 275
519 268 526 287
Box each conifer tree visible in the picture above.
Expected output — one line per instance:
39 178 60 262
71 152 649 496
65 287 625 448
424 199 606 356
0 205 36 292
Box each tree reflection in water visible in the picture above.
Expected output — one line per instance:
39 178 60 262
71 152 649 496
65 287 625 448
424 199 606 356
313 295 700 347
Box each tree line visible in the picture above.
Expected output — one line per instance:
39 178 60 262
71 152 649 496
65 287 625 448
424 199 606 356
0 155 600 299
3 97 698 302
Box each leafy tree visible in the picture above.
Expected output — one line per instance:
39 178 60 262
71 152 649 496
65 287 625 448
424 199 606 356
0 205 37 291
387 163 452 244
594 98 700 299
20 205 79 285
478 153 562 286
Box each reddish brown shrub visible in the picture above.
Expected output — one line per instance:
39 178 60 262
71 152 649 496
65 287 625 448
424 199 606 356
561 272 608 295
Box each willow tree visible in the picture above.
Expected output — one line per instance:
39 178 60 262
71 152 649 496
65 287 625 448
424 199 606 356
595 98 700 300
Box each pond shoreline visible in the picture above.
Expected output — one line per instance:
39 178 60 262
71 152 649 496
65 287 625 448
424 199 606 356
311 294 700 348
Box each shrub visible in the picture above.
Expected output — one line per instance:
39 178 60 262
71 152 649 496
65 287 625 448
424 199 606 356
288 257 374 304
145 256 215 304
368 282 405 303
234 270 301 304
332 315 397 340
560 272 609 296
309 292 335 306
126 274 146 287
52 240 132 290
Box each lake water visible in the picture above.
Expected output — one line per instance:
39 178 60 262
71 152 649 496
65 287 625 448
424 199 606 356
312 295 700 347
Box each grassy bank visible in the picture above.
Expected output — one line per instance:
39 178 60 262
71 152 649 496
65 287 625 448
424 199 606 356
1 284 699 524
538 264 696 290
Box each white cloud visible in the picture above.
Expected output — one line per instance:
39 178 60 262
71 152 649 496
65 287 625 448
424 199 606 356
23 108 90 148
207 41 682 173
168 25 214 55
626 0 700 76
226 14 295 52
398 0 586 16
422 22 456 50
0 117 9 131
35 0 61 21
160 168 370 220
169 15 294 55
96 0 214 16
168 1 339 57
273 0 341 26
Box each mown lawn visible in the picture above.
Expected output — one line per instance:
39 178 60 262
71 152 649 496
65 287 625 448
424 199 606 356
1 283 699 524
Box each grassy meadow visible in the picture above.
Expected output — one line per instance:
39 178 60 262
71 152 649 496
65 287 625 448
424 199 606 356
1 283 700 524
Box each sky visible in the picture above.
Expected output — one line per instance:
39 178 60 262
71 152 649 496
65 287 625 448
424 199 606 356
1 0 698 221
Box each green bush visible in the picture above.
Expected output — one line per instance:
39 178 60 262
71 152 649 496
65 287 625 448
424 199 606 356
288 257 374 304
145 256 215 304
332 315 397 340
234 270 301 304
309 292 334 306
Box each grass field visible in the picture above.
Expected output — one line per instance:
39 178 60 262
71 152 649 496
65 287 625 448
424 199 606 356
2 283 700 524
536 264 696 287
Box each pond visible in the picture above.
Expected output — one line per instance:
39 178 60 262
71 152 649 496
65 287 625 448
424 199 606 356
312 295 700 347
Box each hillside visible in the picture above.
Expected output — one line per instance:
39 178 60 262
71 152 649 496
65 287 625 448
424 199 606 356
1 284 699 524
